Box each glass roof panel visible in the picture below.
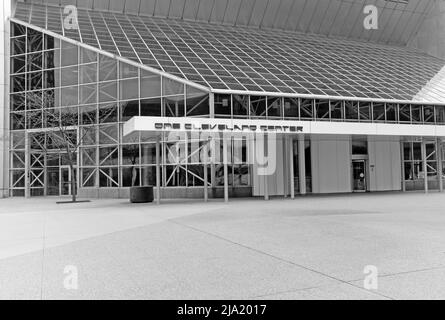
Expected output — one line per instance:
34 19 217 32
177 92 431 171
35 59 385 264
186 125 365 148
12 2 445 103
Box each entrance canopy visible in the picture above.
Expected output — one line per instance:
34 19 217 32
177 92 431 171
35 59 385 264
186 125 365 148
123 117 445 140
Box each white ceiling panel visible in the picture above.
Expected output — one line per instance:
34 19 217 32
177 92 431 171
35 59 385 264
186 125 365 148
308 0 331 34
235 0 256 26
196 0 215 22
124 0 141 14
223 0 243 25
260 0 281 29
328 0 355 37
209 0 228 23
92 0 109 10
318 0 343 35
138 0 156 16
153 0 170 17
182 0 200 20
168 0 187 18
282 0 305 31
298 0 322 33
348 0 372 40
273 0 294 30
108 0 124 12
246 0 269 27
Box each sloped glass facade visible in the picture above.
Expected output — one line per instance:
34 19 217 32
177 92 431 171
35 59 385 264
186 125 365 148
9 22 222 196
14 2 445 102
8 6 445 198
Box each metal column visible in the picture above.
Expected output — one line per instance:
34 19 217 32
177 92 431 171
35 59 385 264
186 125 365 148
401 141 406 192
142 144 150 186
25 133 30 199
43 154 48 197
438 138 443 192
289 136 295 199
283 137 288 199
156 135 161 204
223 137 229 203
203 139 209 202
298 135 306 195
264 133 269 201
422 141 428 194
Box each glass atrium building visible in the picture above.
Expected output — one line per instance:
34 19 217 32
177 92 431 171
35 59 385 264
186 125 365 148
2 0 445 200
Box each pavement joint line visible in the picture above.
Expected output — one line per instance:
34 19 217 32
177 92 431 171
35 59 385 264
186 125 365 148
168 219 395 300
0 221 171 262
248 284 331 299
39 210 49 300
248 281 393 300
345 264 445 283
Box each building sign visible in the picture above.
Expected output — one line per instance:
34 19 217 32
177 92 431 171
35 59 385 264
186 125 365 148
154 122 303 133
123 116 445 139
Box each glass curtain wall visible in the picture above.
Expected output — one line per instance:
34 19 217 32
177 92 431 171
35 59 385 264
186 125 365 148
441 142 445 185
9 22 211 196
403 142 425 191
403 141 440 191
214 94 445 125
10 22 445 197
425 142 439 190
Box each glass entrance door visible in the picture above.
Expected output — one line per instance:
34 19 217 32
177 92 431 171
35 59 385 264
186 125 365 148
60 166 76 196
46 168 60 196
352 160 367 192
60 167 71 196
46 166 77 196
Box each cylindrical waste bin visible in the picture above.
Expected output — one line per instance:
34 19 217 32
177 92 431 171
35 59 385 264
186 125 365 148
130 186 154 203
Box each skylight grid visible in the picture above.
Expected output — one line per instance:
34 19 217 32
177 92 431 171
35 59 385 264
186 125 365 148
13 2 445 103
135 17 188 81
160 20 234 90
123 18 163 71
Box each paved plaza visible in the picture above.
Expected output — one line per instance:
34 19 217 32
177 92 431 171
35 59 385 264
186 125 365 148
0 192 445 300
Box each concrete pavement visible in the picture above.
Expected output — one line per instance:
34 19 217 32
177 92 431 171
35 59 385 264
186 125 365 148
0 192 445 299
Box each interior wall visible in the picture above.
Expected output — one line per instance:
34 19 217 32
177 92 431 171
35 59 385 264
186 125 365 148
311 135 352 194
367 136 402 192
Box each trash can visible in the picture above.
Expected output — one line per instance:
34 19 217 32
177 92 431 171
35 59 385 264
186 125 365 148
130 186 154 203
